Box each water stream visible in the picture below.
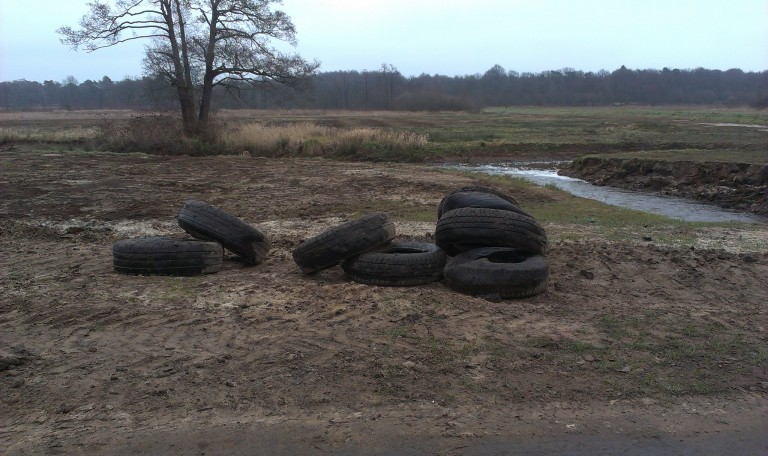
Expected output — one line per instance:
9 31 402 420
452 162 766 223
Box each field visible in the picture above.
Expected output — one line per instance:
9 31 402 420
2 105 766 161
2 107 767 454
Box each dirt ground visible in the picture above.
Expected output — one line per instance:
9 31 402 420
2 148 767 454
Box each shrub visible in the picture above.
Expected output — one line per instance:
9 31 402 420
96 112 235 156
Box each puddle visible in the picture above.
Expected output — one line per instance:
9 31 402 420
452 162 767 223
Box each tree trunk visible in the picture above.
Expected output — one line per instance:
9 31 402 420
179 89 198 135
198 77 213 133
173 0 198 136
197 6 220 134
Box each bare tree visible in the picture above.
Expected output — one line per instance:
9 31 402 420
59 0 319 136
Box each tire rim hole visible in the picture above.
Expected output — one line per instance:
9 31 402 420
486 251 529 264
389 248 424 254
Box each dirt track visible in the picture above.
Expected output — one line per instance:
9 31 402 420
2 149 767 454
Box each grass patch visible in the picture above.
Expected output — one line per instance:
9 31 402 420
535 196 764 249
562 339 602 355
385 326 413 339
460 339 515 361
530 196 676 227
588 312 768 397
580 148 767 165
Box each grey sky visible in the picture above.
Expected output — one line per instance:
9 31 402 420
1 0 766 83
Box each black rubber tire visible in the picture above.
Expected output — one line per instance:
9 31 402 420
443 247 549 298
113 237 223 276
292 213 396 274
437 191 532 219
341 241 447 287
437 186 520 219
435 207 547 256
177 200 270 265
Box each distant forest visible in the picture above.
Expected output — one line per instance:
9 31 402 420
2 65 767 112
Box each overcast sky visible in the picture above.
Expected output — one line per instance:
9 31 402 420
1 0 766 83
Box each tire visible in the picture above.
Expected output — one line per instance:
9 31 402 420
177 200 270 265
113 237 223 276
341 241 447 286
292 213 396 274
437 191 532 219
437 186 520 218
435 207 547 256
443 247 549 298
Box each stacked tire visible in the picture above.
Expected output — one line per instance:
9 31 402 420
291 213 447 287
177 200 270 266
435 187 549 299
112 200 270 276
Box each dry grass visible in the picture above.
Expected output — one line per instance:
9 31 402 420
0 109 133 123
223 121 429 157
0 126 100 143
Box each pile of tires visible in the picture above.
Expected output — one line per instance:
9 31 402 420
112 200 270 276
112 189 547 299
292 213 447 287
435 187 549 299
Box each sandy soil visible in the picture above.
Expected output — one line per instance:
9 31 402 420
1 148 767 454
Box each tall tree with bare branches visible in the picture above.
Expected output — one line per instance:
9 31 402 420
59 0 319 136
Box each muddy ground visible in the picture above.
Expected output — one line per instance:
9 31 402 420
1 149 767 454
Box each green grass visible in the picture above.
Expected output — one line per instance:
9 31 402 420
484 105 768 124
376 306 767 399
385 326 413 339
512 311 768 398
529 196 674 226
585 312 768 396
580 149 767 164
401 106 768 160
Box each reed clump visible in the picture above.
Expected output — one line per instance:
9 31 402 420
223 122 428 160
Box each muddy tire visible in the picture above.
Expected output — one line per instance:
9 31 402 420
113 237 223 276
437 186 521 219
341 241 447 286
443 247 549 298
292 213 396 274
437 190 532 219
435 207 547 256
177 200 270 265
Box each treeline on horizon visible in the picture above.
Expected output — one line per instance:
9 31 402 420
1 65 767 112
